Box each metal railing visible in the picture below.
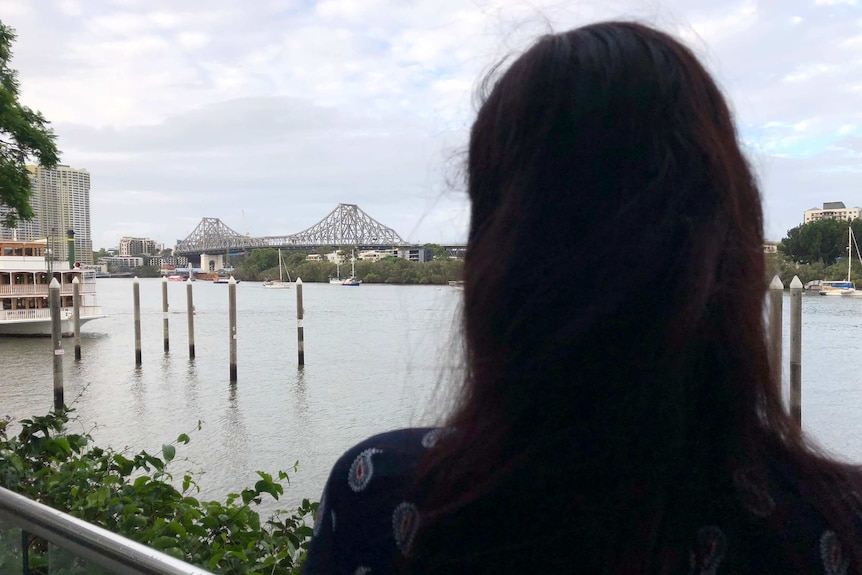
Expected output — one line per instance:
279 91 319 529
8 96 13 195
0 307 103 322
0 284 97 296
0 486 212 574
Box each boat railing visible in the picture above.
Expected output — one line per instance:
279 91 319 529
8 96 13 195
0 283 97 296
0 306 102 321
0 486 213 574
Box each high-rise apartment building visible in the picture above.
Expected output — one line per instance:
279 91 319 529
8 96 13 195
0 165 93 264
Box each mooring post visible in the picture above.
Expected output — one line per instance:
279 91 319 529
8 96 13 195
296 277 304 367
133 277 142 366
186 278 195 359
162 276 170 353
229 276 237 382
768 275 784 394
789 275 803 427
49 278 64 411
72 276 82 361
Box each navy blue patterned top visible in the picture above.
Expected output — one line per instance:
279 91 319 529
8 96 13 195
303 428 857 574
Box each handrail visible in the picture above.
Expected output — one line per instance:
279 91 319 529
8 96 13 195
0 486 212 575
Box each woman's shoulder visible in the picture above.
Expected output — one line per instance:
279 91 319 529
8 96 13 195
303 427 445 574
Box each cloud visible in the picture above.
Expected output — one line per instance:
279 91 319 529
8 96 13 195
2 0 860 247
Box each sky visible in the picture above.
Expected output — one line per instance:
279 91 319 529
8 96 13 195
1 0 860 248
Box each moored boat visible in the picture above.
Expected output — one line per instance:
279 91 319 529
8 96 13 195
0 240 104 336
820 226 862 296
263 249 291 289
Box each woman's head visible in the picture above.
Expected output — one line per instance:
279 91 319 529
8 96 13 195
460 21 772 470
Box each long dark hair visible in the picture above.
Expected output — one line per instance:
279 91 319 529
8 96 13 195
405 21 862 573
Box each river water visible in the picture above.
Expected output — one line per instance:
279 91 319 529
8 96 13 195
0 279 461 509
2 281 862 511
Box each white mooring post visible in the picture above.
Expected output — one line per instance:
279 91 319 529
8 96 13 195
186 278 195 359
133 277 142 366
768 275 784 394
789 275 803 427
162 276 170 353
72 276 82 361
229 276 237 382
49 278 64 411
296 278 305 367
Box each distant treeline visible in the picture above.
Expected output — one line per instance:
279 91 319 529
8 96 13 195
771 219 862 286
233 247 464 285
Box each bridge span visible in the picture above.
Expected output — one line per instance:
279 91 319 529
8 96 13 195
175 203 466 257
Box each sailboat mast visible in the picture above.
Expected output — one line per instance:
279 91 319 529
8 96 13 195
849 226 853 282
278 249 283 282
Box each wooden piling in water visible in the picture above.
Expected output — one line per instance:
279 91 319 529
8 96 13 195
768 275 784 394
49 278 64 411
296 277 304 367
162 276 170 353
229 276 237 381
72 276 82 361
133 277 142 366
789 275 803 427
186 279 195 359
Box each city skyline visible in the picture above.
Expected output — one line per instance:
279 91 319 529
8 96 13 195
2 0 860 246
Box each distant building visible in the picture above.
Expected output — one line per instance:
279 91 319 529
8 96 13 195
763 242 779 254
149 255 189 268
396 247 433 263
0 165 93 264
804 202 862 224
358 249 397 262
99 255 144 269
119 236 161 256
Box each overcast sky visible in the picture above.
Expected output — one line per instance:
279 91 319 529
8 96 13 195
2 0 860 248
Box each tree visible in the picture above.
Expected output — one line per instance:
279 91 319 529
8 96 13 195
0 21 60 226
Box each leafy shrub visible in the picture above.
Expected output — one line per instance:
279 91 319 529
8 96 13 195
0 409 316 574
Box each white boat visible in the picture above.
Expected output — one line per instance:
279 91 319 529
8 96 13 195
0 240 104 336
263 249 291 289
342 250 361 286
820 226 862 296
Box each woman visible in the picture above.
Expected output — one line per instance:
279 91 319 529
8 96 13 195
303 22 862 574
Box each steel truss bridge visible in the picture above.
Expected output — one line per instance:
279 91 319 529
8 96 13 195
176 203 410 257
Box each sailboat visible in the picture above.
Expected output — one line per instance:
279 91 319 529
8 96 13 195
329 258 343 284
342 250 361 286
819 226 862 296
263 249 291 289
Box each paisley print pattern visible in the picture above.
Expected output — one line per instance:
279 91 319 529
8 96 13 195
733 466 776 517
348 448 382 492
392 502 421 555
820 530 849 575
302 428 862 575
691 526 726 575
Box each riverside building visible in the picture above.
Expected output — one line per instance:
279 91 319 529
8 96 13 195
803 202 862 224
0 165 93 265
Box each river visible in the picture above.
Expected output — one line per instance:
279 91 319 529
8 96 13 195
1 280 862 511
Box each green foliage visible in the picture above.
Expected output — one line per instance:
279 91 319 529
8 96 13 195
0 409 316 574
780 219 862 264
232 249 464 284
0 21 60 227
132 264 161 278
